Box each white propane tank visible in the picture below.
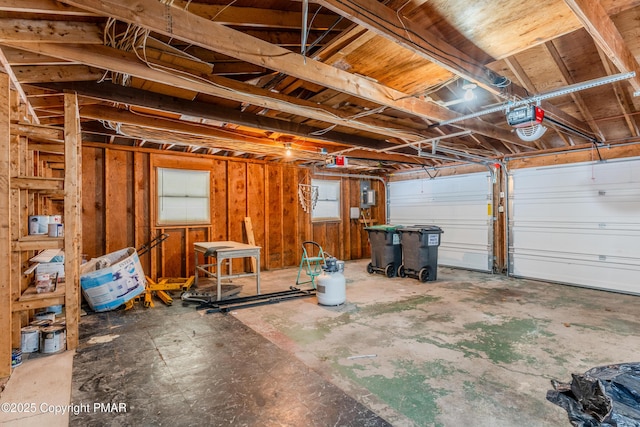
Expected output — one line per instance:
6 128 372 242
317 258 346 306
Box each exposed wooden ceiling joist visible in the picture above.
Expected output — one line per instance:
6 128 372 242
58 0 524 146
6 40 429 144
314 0 593 138
563 0 640 96
33 80 399 151
0 0 94 16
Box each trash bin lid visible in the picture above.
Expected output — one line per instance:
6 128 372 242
365 224 403 231
399 225 443 233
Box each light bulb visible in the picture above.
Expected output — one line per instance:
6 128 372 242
462 80 477 101
464 88 475 101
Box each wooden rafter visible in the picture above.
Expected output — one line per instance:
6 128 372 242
171 0 348 31
594 45 639 137
58 0 522 145
0 0 94 16
0 19 102 44
6 41 429 143
33 81 394 150
563 0 640 96
503 56 572 147
542 40 604 140
313 0 592 143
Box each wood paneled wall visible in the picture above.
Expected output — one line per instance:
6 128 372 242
82 144 384 280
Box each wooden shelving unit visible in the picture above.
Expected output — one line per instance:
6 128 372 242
0 78 82 378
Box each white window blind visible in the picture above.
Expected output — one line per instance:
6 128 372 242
312 179 341 221
157 168 210 224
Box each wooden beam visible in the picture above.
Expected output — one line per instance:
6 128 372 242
315 0 498 90
63 92 81 350
171 0 348 31
8 41 430 144
11 122 64 142
315 0 593 137
79 104 322 149
0 47 39 124
11 176 64 191
0 0 95 15
0 72 11 378
563 0 640 96
595 45 639 137
35 81 397 150
58 0 521 144
13 65 104 83
1 46 74 66
542 40 604 140
0 19 102 44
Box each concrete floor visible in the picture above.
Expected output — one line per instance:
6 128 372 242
3 259 640 426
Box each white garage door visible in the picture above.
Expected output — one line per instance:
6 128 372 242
389 172 493 272
508 158 640 295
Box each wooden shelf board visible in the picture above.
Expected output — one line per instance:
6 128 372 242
13 236 64 251
12 283 66 312
11 176 64 191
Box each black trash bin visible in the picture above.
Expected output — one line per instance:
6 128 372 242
398 226 443 282
364 224 403 278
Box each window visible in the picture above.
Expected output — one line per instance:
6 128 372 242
312 179 341 221
157 168 210 225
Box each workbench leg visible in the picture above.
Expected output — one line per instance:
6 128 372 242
194 249 198 286
216 257 222 301
256 254 260 295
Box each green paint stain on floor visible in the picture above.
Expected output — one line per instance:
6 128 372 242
457 318 553 364
334 358 450 426
357 295 441 317
604 317 640 336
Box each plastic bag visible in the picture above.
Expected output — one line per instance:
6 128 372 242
547 363 640 426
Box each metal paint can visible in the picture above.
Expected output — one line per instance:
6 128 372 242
21 326 40 353
44 305 63 315
48 223 64 237
34 311 56 322
40 326 66 354
12 349 22 368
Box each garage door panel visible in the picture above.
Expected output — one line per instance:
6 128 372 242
512 253 640 295
513 227 640 257
390 172 493 272
509 158 640 294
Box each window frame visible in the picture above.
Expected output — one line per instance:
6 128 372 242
311 178 341 222
156 167 211 226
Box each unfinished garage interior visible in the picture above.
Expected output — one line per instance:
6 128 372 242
1 0 640 425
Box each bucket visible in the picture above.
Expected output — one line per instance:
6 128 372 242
12 349 22 368
21 326 40 353
40 326 66 354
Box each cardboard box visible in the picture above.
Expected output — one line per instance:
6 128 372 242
35 262 65 281
80 247 146 312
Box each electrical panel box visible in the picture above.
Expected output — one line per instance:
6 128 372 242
363 190 376 206
360 180 376 208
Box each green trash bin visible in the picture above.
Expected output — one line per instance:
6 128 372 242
398 226 443 282
364 224 403 278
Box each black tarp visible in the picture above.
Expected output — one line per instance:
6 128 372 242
547 363 640 426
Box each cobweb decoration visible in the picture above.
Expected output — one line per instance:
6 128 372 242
298 184 319 213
